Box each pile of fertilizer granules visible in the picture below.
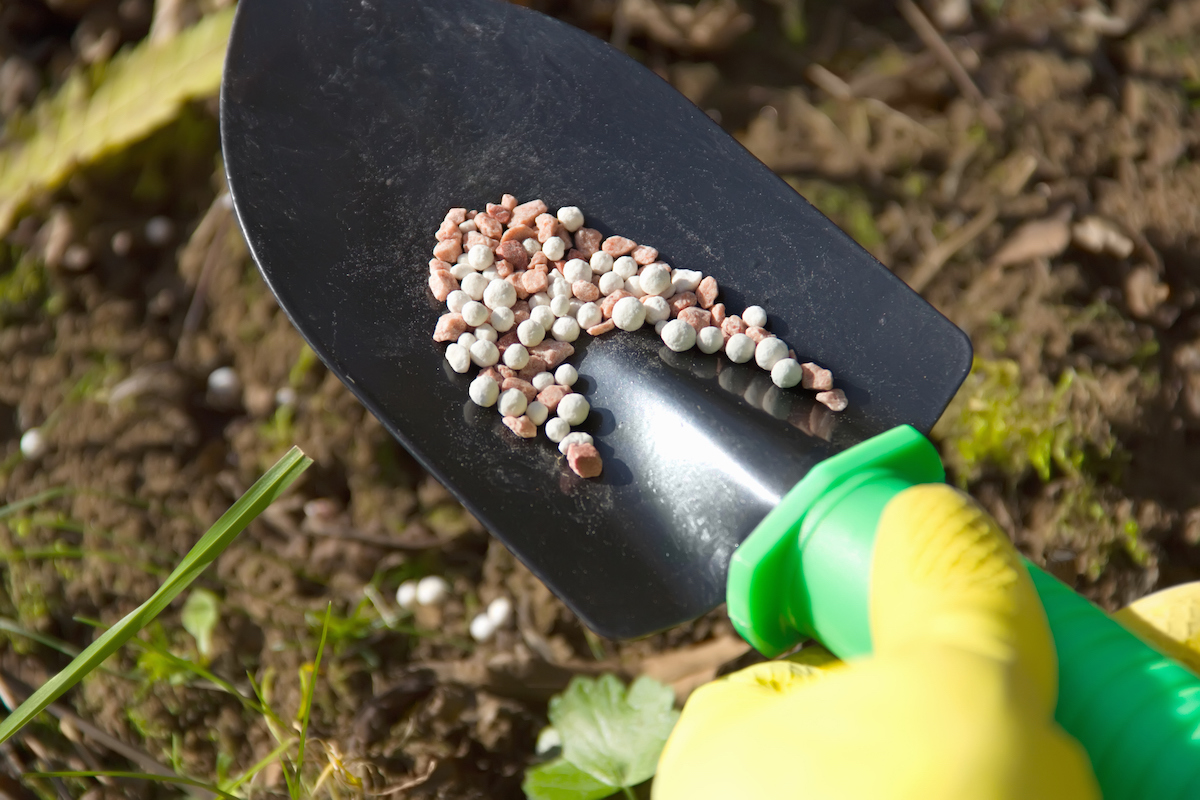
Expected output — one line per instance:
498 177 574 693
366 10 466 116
429 196 846 479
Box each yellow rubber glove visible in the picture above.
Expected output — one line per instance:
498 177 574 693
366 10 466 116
653 484 1100 800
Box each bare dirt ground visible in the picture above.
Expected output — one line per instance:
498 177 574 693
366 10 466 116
2 0 1199 797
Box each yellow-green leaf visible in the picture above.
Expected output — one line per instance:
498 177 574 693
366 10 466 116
0 8 234 233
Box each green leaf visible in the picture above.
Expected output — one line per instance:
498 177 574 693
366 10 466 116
181 588 220 661
548 674 679 790
0 446 311 745
0 9 234 233
523 757 617 800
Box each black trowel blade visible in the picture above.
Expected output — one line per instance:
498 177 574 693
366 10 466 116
220 0 972 639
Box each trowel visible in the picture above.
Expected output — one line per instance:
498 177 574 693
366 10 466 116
220 2 1200 795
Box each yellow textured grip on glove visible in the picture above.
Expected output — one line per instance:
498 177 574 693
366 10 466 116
1113 581 1200 676
654 484 1099 800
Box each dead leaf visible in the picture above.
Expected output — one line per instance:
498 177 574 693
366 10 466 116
619 0 753 51
639 635 749 701
1125 264 1170 319
989 208 1073 268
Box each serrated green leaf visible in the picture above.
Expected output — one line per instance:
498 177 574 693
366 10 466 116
523 757 617 800
548 674 679 790
0 9 234 233
180 588 220 660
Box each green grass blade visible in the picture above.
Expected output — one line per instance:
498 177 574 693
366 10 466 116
28 771 238 799
294 603 332 790
0 487 71 520
221 736 295 793
0 446 311 745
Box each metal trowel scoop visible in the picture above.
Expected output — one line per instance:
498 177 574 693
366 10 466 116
219 0 972 639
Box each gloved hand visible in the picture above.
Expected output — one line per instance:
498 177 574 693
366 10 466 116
653 484 1101 800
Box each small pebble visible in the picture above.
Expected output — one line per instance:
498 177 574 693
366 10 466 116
470 612 498 642
445 343 471 373
19 428 47 459
490 306 515 332
697 326 724 354
450 263 474 280
576 302 603 329
527 401 549 426
395 580 419 609
487 596 514 627
771 358 802 388
542 237 566 261
523 238 542 255
726 333 755 363
467 244 494 270
655 319 669 334
743 305 768 328
546 417 571 443
590 251 614 273
642 295 671 323
503 415 538 438
504 343 531 369
800 362 833 391
817 389 848 412
415 575 450 606
613 256 638 279
551 316 580 342
532 372 556 391
755 338 789 371
469 339 500 367
474 324 497 343
555 364 578 386
207 367 241 407
557 206 585 232
458 332 478 349
557 394 590 425
469 374 500 406
612 296 647 331
275 387 298 408
145 216 175 245
624 275 645 298
566 442 603 478
558 430 594 455
661 318 697 352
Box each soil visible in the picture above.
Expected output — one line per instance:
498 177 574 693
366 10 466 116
2 0 1199 797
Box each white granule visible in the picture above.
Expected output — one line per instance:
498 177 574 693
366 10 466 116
725 333 755 363
743 305 768 328
469 374 500 406
696 326 724 354
612 296 647 331
556 206 585 232
660 318 697 352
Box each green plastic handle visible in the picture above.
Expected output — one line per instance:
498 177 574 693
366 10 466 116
727 425 1200 800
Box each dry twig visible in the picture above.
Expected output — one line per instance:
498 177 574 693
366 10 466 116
896 0 1002 130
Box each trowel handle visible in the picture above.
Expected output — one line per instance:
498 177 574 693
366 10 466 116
727 425 1200 800
1026 565 1200 799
